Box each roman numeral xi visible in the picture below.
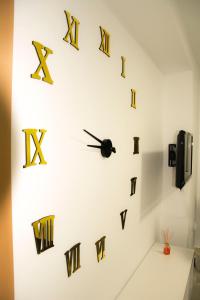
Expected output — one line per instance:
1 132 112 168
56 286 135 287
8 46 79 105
63 10 80 50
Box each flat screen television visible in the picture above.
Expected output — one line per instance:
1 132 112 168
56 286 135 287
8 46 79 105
176 130 193 189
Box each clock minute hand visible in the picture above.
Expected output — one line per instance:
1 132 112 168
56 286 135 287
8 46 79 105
83 129 103 144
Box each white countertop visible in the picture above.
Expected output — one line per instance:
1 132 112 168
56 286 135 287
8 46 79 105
117 243 194 300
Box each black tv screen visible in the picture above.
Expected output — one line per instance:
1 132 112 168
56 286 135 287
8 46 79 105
176 130 193 189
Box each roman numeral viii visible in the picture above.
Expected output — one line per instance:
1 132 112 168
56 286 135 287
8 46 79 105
32 215 55 254
23 129 47 168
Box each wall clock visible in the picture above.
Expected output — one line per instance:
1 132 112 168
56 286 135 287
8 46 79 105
11 2 150 300
24 7 139 271
25 8 139 276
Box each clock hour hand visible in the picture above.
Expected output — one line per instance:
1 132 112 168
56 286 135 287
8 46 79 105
83 129 103 144
87 144 102 149
88 144 116 154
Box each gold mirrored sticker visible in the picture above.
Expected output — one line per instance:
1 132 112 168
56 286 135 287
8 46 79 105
32 215 55 254
121 56 126 78
120 209 128 230
99 26 110 57
63 11 80 50
131 89 136 109
23 129 47 168
95 236 106 262
130 177 137 196
133 137 140 154
31 41 53 84
64 243 81 277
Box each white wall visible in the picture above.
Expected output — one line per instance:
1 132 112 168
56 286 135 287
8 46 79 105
194 74 200 247
159 70 198 248
12 1 164 299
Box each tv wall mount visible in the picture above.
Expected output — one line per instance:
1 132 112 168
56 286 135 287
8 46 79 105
168 144 176 167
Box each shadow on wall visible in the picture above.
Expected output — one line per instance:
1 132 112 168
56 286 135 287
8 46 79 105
0 94 11 205
140 151 164 219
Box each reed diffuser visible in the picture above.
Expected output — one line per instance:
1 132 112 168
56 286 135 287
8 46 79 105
162 229 171 255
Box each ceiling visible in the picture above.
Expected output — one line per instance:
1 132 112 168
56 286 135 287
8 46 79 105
104 0 200 74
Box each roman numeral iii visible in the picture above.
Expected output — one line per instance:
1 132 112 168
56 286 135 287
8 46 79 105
23 129 47 168
64 243 81 277
31 41 53 84
32 215 55 254
63 10 80 50
133 137 140 154
99 26 110 57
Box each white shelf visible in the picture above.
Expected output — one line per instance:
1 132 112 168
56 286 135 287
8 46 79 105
117 243 194 300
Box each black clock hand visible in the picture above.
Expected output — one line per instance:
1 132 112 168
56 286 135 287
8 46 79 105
83 129 116 158
83 129 103 144
87 145 102 149
112 147 116 153
88 144 116 153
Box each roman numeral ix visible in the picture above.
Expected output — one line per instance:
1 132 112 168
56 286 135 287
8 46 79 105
31 41 53 84
63 10 80 50
32 215 55 254
23 129 47 168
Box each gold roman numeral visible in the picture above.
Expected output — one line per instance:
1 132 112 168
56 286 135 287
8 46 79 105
131 89 136 109
99 26 110 57
120 209 128 230
64 243 81 277
95 236 106 262
23 129 47 168
133 137 140 154
121 56 126 78
63 11 80 50
32 215 55 254
31 41 53 84
130 177 137 196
